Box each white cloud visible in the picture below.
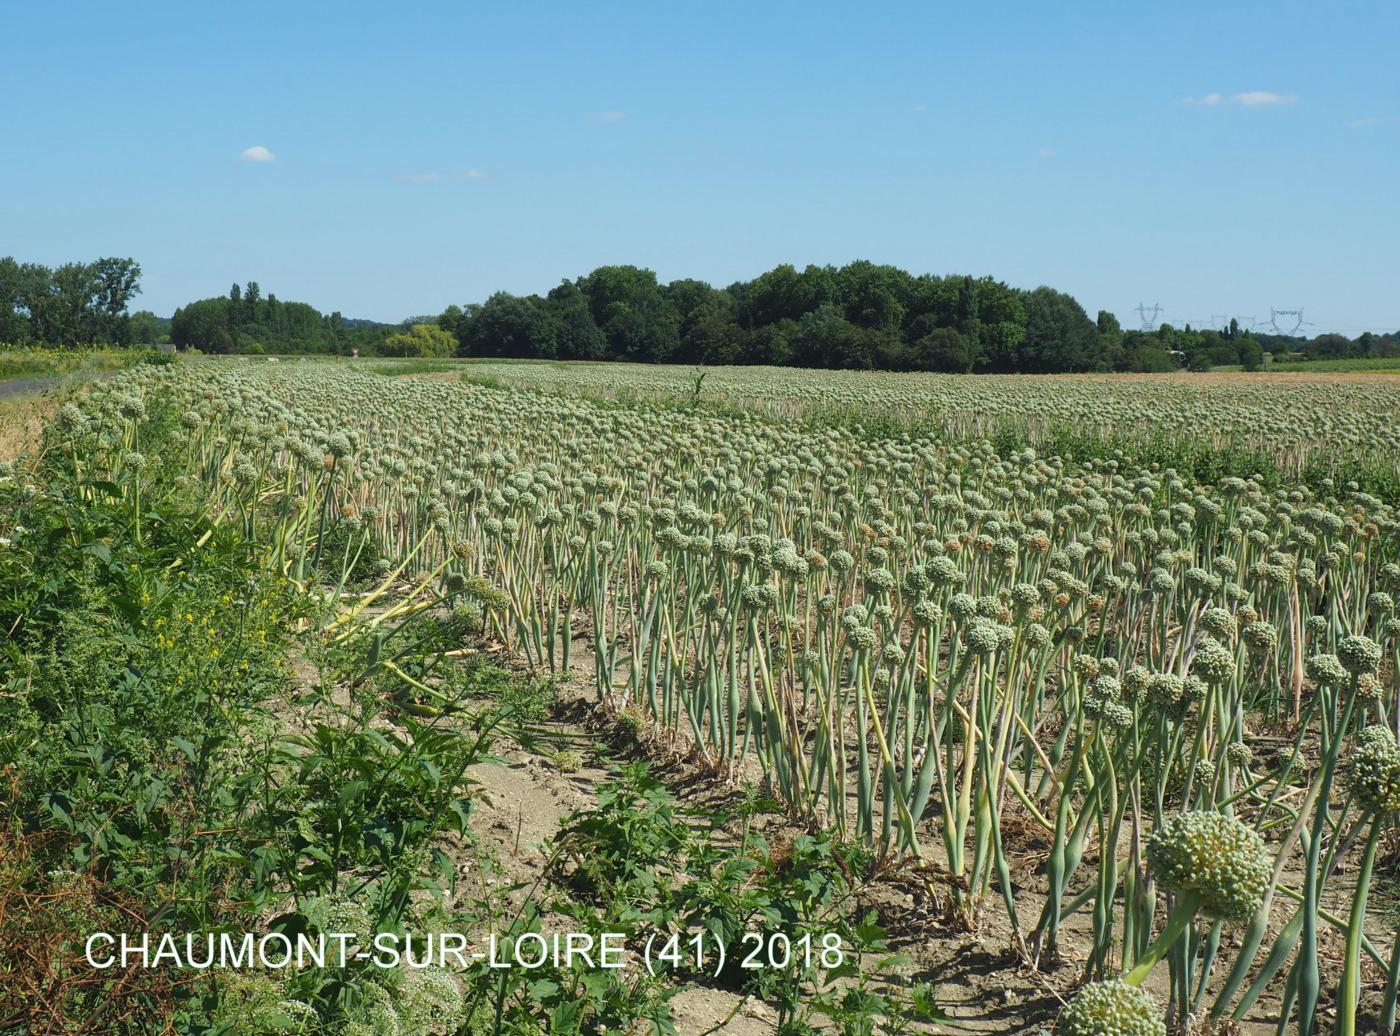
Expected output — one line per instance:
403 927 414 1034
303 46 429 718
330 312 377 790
1181 91 1297 108
238 145 275 162
596 110 626 122
1234 91 1296 107
912 103 927 113
395 169 490 184
1037 147 1057 158
1348 115 1384 129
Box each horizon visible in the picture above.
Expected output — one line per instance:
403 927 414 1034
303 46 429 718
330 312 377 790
3 1 1398 332
126 262 1400 339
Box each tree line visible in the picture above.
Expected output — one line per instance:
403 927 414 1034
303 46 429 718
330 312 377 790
0 256 146 346
8 255 1398 374
168 282 394 354
431 263 1271 373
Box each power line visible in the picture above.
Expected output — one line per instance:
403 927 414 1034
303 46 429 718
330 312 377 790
1264 307 1313 337
1135 301 1162 332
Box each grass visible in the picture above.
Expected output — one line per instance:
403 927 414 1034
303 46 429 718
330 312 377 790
1266 356 1400 373
0 393 62 461
364 358 461 376
0 346 152 382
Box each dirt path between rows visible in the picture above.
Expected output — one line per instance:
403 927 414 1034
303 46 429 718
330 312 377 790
427 643 1072 1034
281 599 1296 1033
440 629 1302 1035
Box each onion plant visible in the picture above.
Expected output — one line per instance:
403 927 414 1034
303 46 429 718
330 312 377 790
59 360 1400 1031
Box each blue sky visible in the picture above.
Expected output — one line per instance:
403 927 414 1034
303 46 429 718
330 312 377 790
2 1 1397 331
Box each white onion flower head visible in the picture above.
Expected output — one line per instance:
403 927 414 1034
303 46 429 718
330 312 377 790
1057 980 1164 1036
1349 727 1400 815
1147 810 1271 922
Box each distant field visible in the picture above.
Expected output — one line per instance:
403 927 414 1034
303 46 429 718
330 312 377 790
1265 356 1400 373
0 347 134 382
459 360 1400 482
363 358 462 376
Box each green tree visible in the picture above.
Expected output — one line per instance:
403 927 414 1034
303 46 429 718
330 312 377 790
1238 337 1264 371
956 276 981 339
460 292 556 358
1095 310 1125 370
835 260 907 332
739 321 795 366
379 322 457 358
44 262 99 344
171 297 233 351
437 304 467 343
914 327 979 372
791 303 871 369
739 263 835 328
0 257 32 344
968 278 1026 371
129 310 163 345
578 266 679 362
1018 287 1098 372
243 281 261 326
89 257 142 343
545 282 607 360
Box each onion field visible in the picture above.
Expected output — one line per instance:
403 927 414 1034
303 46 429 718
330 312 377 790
26 359 1400 1034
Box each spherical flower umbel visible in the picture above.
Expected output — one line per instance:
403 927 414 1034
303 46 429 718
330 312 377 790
926 555 963 586
1073 654 1101 680
1190 637 1236 685
1092 674 1122 702
327 431 353 459
1011 582 1041 608
1200 607 1235 640
1304 653 1347 688
1090 699 1133 732
962 618 1002 656
1348 726 1400 815
1056 980 1165 1036
1241 620 1278 657
1147 810 1271 922
1337 634 1383 676
912 599 942 627
1121 665 1150 704
1147 568 1176 595
1226 741 1253 769
847 625 877 652
398 965 464 1034
863 567 896 594
1024 622 1051 649
58 403 85 430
